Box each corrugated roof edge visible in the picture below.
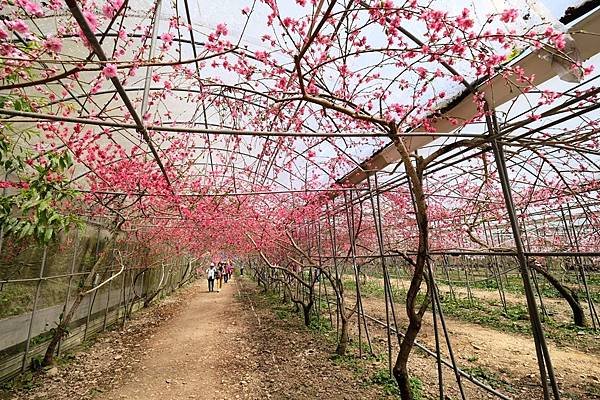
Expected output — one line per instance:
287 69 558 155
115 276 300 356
561 0 600 24
335 2 600 189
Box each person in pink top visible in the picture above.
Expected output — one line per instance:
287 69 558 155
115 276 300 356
227 262 234 281
223 261 233 283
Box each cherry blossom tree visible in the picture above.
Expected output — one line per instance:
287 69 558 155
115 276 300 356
1 0 599 397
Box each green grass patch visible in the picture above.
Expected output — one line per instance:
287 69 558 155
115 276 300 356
343 277 403 300
1 370 37 392
368 369 424 399
370 369 400 396
439 295 531 335
309 316 333 333
462 365 515 393
330 353 364 374
0 285 34 319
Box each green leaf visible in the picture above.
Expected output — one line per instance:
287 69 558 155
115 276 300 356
44 227 54 243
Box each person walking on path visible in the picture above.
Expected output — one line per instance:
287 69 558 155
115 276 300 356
216 264 224 292
206 263 216 292
223 262 230 283
227 261 234 281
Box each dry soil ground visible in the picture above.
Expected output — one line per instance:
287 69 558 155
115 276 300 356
347 293 600 399
3 277 392 400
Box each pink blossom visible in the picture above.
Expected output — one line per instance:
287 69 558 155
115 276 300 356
456 8 474 30
415 66 428 78
111 0 125 11
339 64 350 77
6 20 30 35
254 50 268 61
16 0 43 16
0 29 8 40
553 34 566 50
500 9 518 23
276 77 288 89
43 36 63 53
215 23 228 36
102 63 118 78
83 10 98 31
90 80 103 94
160 32 174 44
102 3 116 18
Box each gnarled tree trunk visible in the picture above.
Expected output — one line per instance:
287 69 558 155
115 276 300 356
391 139 431 400
528 258 585 327
43 234 117 366
336 314 350 356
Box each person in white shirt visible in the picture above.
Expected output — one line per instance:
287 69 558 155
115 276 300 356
206 263 216 292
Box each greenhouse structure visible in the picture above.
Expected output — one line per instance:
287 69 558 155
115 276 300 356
0 0 599 399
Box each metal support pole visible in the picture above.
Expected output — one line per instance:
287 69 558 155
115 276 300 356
326 208 341 338
316 221 333 326
564 205 599 329
58 229 80 356
430 267 445 400
117 265 125 325
0 225 4 262
64 0 171 185
429 267 467 400
84 228 102 341
103 271 113 331
442 255 456 301
0 177 6 291
484 221 508 313
464 266 473 305
343 191 363 357
521 216 549 319
368 175 397 375
488 110 560 400
22 246 47 371
140 0 162 116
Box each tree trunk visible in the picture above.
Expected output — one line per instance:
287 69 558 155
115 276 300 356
302 296 314 327
336 314 349 356
528 259 585 327
42 291 86 366
283 288 289 303
393 318 422 400
389 144 430 400
303 303 311 326
42 234 116 367
144 289 160 307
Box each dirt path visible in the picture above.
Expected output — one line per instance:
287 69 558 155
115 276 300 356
100 279 249 400
6 278 395 400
